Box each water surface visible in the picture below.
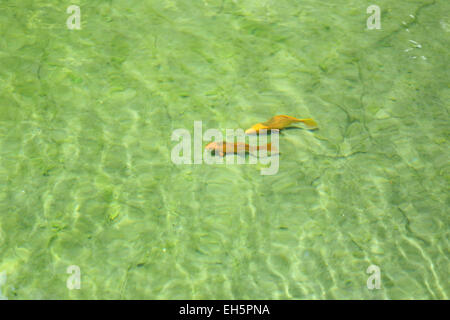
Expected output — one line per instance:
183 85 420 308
0 0 448 299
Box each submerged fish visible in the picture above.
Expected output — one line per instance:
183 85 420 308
245 115 318 134
205 141 278 156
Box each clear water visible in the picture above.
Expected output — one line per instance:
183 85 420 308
0 0 448 299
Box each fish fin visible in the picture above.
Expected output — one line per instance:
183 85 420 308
300 118 318 129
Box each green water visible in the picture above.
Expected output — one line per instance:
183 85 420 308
0 0 448 299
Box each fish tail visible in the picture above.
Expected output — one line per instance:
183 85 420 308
299 118 318 129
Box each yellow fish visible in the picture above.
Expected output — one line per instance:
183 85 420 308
205 141 278 156
245 115 318 134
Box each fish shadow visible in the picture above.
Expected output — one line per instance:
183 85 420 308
283 126 318 132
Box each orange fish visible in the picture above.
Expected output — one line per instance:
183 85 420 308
205 142 278 156
245 115 318 134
